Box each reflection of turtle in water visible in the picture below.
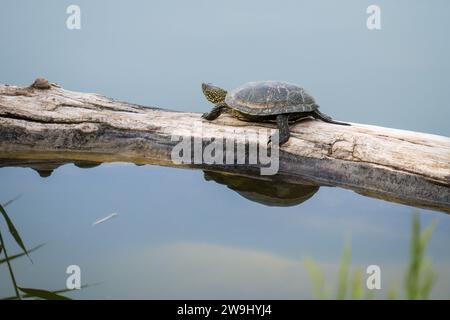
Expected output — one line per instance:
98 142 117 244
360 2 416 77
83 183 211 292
202 81 349 146
73 161 101 169
203 171 319 207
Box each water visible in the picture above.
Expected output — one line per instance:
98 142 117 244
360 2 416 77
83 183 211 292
1 0 449 299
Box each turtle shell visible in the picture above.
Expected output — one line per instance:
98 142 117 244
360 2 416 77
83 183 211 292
225 81 318 116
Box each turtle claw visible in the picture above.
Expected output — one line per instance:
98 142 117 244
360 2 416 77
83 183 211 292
202 112 215 120
202 103 227 120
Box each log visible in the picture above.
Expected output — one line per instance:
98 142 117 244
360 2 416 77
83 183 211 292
0 80 449 213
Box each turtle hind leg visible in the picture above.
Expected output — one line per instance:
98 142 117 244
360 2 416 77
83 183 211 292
269 114 290 146
313 110 350 126
202 103 228 120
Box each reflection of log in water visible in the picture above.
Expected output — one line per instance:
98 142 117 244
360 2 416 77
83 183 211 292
203 171 319 207
0 158 320 207
0 157 449 213
0 81 449 213
0 159 101 177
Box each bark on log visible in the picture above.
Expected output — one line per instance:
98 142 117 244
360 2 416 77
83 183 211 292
0 81 449 213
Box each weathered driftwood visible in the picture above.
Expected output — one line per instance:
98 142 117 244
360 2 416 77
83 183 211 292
0 81 449 213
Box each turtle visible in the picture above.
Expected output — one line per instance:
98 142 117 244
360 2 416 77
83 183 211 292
201 81 350 145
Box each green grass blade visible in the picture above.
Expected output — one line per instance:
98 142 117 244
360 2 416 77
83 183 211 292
405 213 421 299
1 284 94 300
0 203 30 262
420 220 437 251
419 259 437 300
350 269 363 300
18 287 72 300
405 212 438 300
0 243 45 265
0 230 21 299
304 257 327 299
336 241 351 300
2 195 23 208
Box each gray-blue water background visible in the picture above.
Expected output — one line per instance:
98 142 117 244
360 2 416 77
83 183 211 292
1 0 449 299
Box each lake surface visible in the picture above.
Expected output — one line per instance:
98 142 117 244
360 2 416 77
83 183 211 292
1 0 450 299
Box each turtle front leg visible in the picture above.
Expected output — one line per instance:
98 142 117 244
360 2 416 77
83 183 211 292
202 103 228 120
269 114 290 146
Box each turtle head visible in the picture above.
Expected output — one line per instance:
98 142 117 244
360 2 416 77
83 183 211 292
202 83 227 104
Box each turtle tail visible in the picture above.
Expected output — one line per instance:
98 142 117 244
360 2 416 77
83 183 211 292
313 109 350 126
